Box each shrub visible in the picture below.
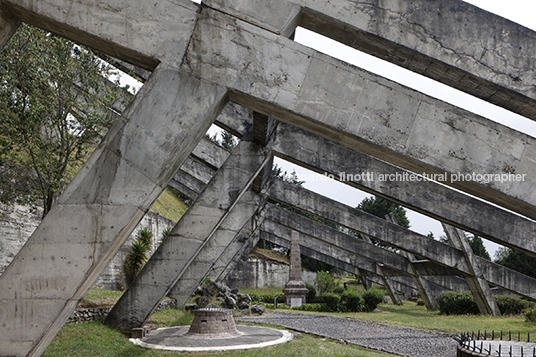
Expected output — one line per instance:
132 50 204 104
416 298 425 306
292 304 325 312
438 291 479 315
125 228 154 284
322 293 341 311
250 292 286 303
341 290 365 312
305 282 317 303
494 295 535 315
525 307 536 322
362 289 385 312
332 286 345 295
316 271 337 295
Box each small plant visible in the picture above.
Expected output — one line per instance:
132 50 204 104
438 291 479 315
341 290 365 312
494 295 535 315
362 288 385 312
322 292 341 311
160 226 172 244
525 307 536 322
316 271 336 295
416 298 425 306
305 282 317 303
332 286 345 295
124 228 153 284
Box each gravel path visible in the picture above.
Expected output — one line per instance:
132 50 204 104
236 312 458 357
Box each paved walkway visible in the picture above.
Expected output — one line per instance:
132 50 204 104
236 311 458 357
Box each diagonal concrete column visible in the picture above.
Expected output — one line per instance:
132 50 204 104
356 231 403 305
168 190 267 309
0 68 227 357
442 224 501 316
385 213 437 310
0 6 20 49
104 139 272 332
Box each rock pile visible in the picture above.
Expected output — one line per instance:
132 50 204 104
185 281 265 315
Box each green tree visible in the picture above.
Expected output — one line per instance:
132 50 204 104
494 247 536 279
220 130 237 152
467 234 490 260
357 196 410 228
0 24 129 216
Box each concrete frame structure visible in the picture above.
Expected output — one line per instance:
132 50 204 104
2 0 536 355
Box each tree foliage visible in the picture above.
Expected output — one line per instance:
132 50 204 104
467 234 490 260
0 24 129 216
494 247 536 279
357 196 410 228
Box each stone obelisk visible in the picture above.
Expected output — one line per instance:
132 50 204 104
283 230 308 306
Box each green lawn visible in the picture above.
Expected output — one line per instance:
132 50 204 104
43 310 398 357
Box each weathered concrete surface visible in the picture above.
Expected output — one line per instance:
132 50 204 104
271 123 536 258
168 190 266 308
0 69 226 357
185 7 536 221
385 213 437 310
0 6 19 49
191 136 231 170
205 0 536 120
104 140 271 332
443 224 500 316
268 179 536 301
1 0 199 70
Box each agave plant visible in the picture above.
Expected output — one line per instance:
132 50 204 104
125 228 153 284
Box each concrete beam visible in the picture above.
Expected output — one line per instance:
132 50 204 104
206 0 536 120
260 225 417 297
2 0 199 70
271 122 536 258
191 136 230 170
186 7 536 221
0 68 227 357
0 6 20 50
104 139 271 332
442 224 500 316
268 178 536 301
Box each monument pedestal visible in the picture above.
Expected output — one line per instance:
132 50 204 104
283 230 308 307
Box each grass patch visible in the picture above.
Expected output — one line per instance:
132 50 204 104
44 317 398 357
79 288 123 308
248 247 290 265
150 188 188 223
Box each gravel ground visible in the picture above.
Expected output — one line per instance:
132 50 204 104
236 311 458 357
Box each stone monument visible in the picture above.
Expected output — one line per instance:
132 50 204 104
283 230 308 307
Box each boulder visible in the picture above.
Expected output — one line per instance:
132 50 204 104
251 305 265 315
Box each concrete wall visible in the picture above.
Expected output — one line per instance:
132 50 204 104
0 205 174 290
223 256 316 290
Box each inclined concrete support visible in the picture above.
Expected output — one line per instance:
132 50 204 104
268 178 536 301
104 139 272 332
385 213 437 310
0 68 227 356
205 0 536 120
353 228 403 305
1 0 199 70
442 224 501 316
0 6 19 49
272 122 536 258
168 190 267 308
186 7 536 221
